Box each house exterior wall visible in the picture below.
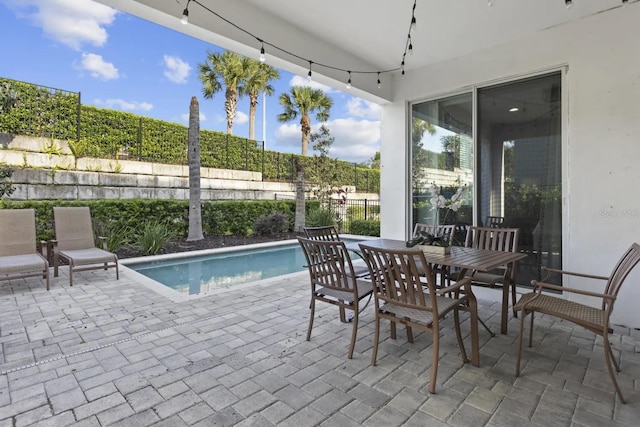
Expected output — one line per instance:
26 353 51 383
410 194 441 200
382 6 640 327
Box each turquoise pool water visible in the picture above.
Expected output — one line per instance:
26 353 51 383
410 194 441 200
127 243 308 295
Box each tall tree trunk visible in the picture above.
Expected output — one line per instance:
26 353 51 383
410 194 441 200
293 159 306 232
225 86 237 134
300 115 311 155
187 96 204 241
248 94 258 140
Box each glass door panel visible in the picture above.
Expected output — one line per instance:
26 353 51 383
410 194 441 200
477 73 562 286
410 93 473 245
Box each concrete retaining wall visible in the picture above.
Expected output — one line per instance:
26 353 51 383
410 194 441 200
1 134 380 202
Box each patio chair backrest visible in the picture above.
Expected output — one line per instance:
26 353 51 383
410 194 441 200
412 223 456 245
359 244 440 317
53 207 96 251
0 209 38 256
465 226 519 253
298 237 356 294
303 226 341 242
603 243 640 312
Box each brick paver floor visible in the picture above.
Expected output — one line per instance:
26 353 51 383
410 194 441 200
0 262 639 426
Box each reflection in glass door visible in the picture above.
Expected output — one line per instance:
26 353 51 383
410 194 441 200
410 93 473 245
477 73 562 286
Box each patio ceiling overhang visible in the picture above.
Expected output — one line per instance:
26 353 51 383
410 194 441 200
95 0 628 104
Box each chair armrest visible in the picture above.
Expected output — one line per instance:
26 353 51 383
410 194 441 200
542 266 608 281
436 277 473 295
50 240 59 277
98 236 108 251
40 240 48 260
532 280 615 300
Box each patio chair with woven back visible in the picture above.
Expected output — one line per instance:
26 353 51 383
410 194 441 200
52 206 119 286
297 237 373 359
0 209 50 290
514 242 640 403
359 243 479 394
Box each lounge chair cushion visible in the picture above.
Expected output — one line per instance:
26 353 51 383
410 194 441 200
59 248 116 266
0 253 47 274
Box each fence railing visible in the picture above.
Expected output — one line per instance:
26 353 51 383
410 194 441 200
329 198 380 234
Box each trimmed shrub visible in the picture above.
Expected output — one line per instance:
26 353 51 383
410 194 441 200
252 212 289 236
349 220 380 237
306 207 336 227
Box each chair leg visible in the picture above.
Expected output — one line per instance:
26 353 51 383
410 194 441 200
390 319 397 340
607 341 621 373
429 331 439 394
603 333 626 403
528 312 534 347
306 297 316 342
406 321 413 343
467 294 480 367
69 265 73 286
511 283 518 318
348 304 358 359
515 308 527 376
453 308 468 363
371 314 381 366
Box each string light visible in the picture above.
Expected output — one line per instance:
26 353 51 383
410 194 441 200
565 0 572 9
488 0 494 6
179 0 418 85
180 0 190 25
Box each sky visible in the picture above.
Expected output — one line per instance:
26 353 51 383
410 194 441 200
0 0 382 164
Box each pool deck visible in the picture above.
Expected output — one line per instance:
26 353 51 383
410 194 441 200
1 266 639 426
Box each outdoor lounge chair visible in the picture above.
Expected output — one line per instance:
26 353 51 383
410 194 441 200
52 206 119 286
359 243 478 394
0 208 50 290
298 237 373 359
514 242 640 403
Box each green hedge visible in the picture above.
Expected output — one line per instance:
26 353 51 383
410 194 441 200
0 199 320 242
349 219 380 236
0 77 380 192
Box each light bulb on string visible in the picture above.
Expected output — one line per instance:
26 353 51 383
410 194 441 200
377 72 381 89
346 71 352 89
408 35 413 56
488 0 494 6
410 15 416 32
307 61 313 81
565 0 572 9
180 0 190 25
259 43 266 63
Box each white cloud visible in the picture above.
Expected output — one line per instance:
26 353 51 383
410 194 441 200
163 55 191 84
6 0 117 50
273 118 380 163
77 53 119 80
346 97 382 120
289 76 337 93
94 98 153 112
235 111 248 125
180 112 207 122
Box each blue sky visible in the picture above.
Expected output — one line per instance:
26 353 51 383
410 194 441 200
0 0 382 164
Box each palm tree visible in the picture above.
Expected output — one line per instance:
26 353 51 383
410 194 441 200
241 62 279 141
198 50 252 134
278 86 332 156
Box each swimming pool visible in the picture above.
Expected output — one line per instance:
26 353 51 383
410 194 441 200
124 238 366 297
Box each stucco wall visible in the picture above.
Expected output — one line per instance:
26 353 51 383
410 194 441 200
382 6 640 326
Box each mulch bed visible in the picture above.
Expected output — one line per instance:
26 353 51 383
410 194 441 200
114 232 303 259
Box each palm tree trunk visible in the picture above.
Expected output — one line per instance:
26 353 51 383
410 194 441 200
301 115 311 156
225 86 237 134
293 159 306 232
187 96 204 241
249 94 258 140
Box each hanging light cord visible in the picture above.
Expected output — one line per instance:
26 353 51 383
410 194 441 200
186 0 418 81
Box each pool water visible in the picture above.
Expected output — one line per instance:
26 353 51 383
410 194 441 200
128 243 308 295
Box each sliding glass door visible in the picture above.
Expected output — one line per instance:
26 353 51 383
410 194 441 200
410 72 562 286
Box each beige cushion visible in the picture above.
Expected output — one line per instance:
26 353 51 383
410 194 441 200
0 253 47 274
59 248 116 266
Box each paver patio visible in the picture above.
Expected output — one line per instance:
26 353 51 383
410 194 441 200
0 262 639 426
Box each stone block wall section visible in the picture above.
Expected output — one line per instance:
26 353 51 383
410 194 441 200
1 134 380 202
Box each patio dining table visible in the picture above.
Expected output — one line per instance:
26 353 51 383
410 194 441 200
346 238 528 336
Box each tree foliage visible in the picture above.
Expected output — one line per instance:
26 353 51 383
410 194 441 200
278 86 332 156
241 62 279 140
